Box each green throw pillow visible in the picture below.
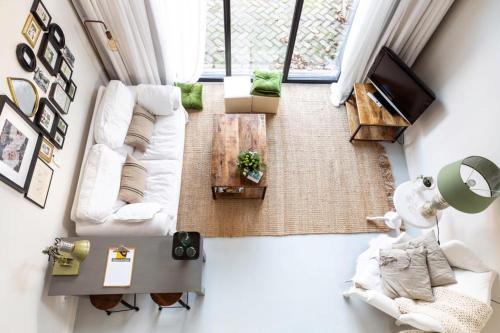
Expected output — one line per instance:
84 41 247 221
175 82 203 110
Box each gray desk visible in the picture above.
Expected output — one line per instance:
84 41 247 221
47 236 205 296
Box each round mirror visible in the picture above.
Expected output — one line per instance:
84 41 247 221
7 77 39 117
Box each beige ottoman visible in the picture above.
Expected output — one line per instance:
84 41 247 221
224 76 252 113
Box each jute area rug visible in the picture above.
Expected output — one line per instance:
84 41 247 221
177 83 394 237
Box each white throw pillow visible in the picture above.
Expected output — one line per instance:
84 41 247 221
94 80 135 148
75 144 125 223
136 84 180 116
113 202 163 223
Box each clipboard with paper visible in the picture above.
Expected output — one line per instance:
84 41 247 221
103 246 135 287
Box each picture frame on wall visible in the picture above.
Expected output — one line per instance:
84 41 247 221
56 116 67 135
0 95 42 193
30 0 52 31
16 43 37 72
37 34 61 76
48 23 65 49
62 46 75 68
59 58 72 82
54 131 64 149
33 68 50 93
66 81 77 101
22 14 42 48
56 74 66 90
39 137 54 163
35 98 57 138
25 157 53 208
49 83 70 115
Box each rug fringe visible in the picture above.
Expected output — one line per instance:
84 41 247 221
376 144 396 211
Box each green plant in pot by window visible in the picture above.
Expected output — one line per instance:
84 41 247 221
237 151 265 177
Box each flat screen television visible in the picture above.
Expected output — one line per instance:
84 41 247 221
368 47 435 124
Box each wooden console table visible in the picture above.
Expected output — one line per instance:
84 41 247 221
346 83 409 142
211 114 268 199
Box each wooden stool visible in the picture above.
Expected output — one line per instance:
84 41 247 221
90 294 140 315
150 293 190 311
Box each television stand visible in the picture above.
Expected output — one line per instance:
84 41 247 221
345 83 410 143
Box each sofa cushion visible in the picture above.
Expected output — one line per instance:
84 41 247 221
75 144 125 223
394 231 456 287
124 104 156 152
94 80 135 148
175 82 203 110
379 246 434 301
136 84 180 115
119 155 147 204
113 202 163 223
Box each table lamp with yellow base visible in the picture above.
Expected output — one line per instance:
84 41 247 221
43 238 90 275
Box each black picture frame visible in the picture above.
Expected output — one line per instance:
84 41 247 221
56 115 67 135
48 83 71 115
37 33 61 76
24 157 54 208
58 57 72 82
0 95 42 193
53 131 64 149
30 0 52 31
48 23 65 49
66 80 77 101
16 43 37 72
35 98 58 140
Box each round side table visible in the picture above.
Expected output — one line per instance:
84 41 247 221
393 181 439 228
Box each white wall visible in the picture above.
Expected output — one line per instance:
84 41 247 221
0 1 105 332
406 0 500 302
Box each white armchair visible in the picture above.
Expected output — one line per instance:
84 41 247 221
343 240 497 332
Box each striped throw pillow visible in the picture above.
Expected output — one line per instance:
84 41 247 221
124 104 156 152
119 155 147 204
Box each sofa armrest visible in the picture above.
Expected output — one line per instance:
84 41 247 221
344 287 401 318
441 240 492 273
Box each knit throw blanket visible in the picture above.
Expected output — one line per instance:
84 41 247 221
396 287 492 333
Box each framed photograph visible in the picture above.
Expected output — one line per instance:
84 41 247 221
30 0 52 30
16 43 37 72
33 68 50 93
0 95 42 192
49 83 70 115
56 116 67 135
37 34 61 76
22 14 42 48
35 98 57 138
66 81 77 101
56 74 66 90
25 157 53 208
62 46 75 68
54 131 64 149
48 23 65 49
59 58 72 82
39 137 54 163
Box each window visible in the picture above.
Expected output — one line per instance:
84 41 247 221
201 0 356 83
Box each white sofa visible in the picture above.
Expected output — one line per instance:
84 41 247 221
343 238 497 332
71 82 187 236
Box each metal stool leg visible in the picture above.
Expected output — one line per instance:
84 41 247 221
120 294 139 311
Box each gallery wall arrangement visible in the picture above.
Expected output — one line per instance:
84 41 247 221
0 0 76 209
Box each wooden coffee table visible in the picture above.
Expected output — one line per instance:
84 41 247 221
211 114 268 199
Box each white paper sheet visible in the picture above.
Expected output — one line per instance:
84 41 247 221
103 248 135 287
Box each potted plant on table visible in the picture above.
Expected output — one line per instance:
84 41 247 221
236 151 266 183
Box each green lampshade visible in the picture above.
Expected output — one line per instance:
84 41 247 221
437 156 500 213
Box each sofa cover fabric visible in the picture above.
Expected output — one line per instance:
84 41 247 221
136 84 181 115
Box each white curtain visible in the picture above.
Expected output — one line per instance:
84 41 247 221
72 0 206 85
330 0 455 106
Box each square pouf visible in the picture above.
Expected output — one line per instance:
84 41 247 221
175 82 203 111
224 76 252 113
251 95 280 114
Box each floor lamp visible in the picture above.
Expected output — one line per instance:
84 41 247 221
83 20 130 81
